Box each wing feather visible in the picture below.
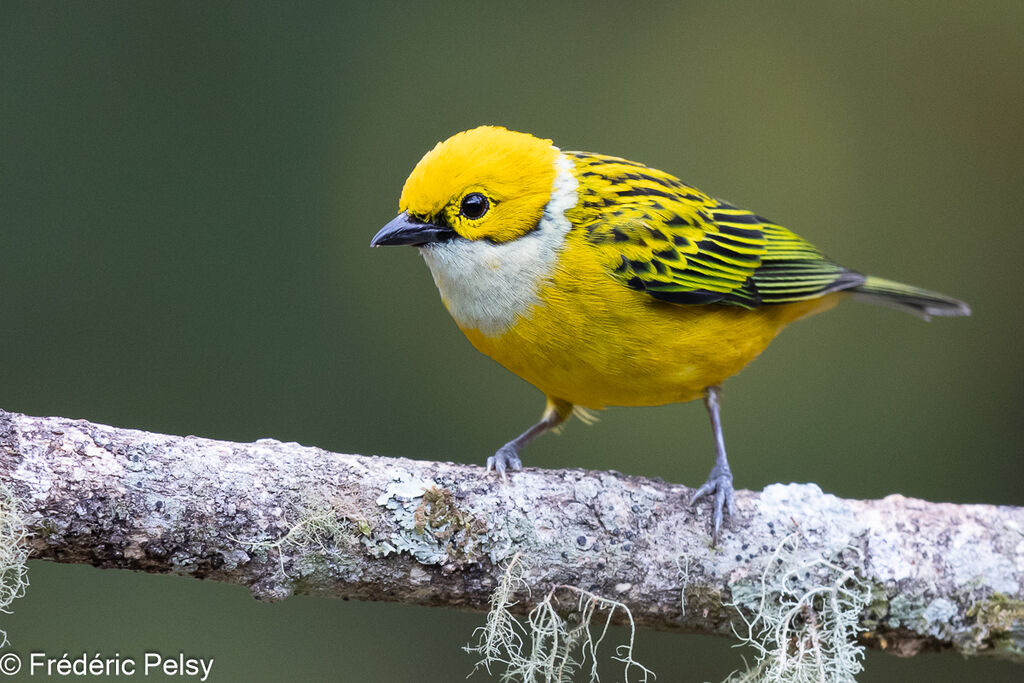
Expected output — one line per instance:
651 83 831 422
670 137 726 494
566 152 864 308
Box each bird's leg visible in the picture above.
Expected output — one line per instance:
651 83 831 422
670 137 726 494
487 398 572 479
691 385 736 542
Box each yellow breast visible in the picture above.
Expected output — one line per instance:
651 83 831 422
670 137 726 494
460 228 840 408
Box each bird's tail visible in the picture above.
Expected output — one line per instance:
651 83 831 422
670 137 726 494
850 276 970 320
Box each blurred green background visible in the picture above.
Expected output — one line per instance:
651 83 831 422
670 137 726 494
2 1 1022 681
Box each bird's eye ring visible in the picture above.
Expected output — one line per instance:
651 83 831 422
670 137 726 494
459 193 489 220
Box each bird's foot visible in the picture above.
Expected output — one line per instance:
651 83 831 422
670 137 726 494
691 463 736 544
486 443 522 481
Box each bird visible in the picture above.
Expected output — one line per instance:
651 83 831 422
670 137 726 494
370 125 969 540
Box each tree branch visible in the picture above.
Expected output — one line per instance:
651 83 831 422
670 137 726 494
0 409 1021 661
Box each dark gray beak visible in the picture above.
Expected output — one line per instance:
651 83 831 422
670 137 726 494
370 211 456 247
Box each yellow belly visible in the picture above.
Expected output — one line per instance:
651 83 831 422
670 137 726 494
460 261 840 409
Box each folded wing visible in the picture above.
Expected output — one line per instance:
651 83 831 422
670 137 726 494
567 152 864 309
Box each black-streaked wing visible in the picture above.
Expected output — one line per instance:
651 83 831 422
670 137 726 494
567 152 863 308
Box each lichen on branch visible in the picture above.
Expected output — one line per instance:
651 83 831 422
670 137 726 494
0 482 30 649
0 408 1021 665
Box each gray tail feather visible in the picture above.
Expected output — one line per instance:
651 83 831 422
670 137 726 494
850 276 971 321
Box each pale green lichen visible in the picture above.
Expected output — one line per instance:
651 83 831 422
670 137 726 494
722 534 871 683
885 595 959 641
368 471 487 565
0 483 30 649
465 553 654 683
242 497 367 579
961 593 1024 657
245 472 488 577
367 473 446 563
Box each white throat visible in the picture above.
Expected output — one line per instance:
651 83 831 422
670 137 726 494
418 153 578 337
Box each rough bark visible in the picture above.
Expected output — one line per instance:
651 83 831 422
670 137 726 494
0 409 1021 661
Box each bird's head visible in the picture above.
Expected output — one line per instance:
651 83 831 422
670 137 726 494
371 126 560 247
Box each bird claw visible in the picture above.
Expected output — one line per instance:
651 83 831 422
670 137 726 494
691 464 735 544
486 445 522 481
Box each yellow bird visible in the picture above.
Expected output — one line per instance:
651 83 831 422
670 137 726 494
370 126 969 539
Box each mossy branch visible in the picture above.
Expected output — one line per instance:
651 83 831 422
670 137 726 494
0 408 1021 664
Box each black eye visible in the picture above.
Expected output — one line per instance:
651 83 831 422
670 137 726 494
459 193 489 220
